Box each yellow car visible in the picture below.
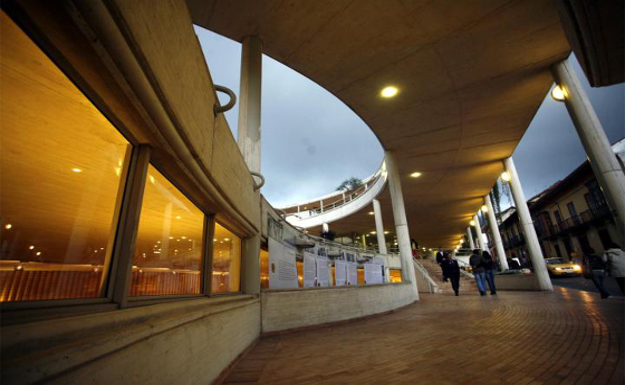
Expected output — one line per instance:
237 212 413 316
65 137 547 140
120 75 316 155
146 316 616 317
545 258 582 277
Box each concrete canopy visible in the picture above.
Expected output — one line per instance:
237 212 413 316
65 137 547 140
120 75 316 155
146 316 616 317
188 0 570 248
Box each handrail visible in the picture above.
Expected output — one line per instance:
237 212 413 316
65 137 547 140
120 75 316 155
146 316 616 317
213 85 236 114
250 171 265 190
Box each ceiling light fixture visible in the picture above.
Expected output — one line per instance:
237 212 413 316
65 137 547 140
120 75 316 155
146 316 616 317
410 172 422 178
72 168 82 173
481 205 488 213
380 86 399 98
501 171 511 182
470 220 476 226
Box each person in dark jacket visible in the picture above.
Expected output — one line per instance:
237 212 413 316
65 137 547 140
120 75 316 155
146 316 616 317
436 250 447 281
583 247 611 299
481 251 497 295
469 249 487 296
442 253 461 296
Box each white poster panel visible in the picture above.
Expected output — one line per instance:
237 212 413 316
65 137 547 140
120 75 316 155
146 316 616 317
335 259 347 286
364 263 383 285
268 237 298 289
316 255 329 287
303 250 317 288
346 262 358 286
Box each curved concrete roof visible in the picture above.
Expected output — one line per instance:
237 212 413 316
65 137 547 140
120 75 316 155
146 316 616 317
188 0 570 247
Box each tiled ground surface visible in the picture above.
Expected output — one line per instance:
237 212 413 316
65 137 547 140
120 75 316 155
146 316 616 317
222 288 624 384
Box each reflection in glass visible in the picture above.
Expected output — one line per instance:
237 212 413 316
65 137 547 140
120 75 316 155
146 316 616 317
131 165 203 296
0 14 130 301
212 223 241 294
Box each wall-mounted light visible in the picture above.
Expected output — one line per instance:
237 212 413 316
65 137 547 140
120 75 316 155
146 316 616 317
470 220 476 226
551 85 566 102
481 205 488 213
501 171 511 182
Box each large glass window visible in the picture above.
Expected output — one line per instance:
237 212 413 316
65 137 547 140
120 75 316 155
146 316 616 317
131 165 204 296
212 223 241 294
0 14 131 302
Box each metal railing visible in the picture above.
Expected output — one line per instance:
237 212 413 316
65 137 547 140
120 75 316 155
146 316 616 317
535 206 612 239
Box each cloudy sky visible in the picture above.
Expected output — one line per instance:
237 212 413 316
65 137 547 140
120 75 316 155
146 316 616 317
195 27 624 208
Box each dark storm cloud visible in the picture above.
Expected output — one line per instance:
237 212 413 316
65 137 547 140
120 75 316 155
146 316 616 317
196 27 624 210
195 26 383 207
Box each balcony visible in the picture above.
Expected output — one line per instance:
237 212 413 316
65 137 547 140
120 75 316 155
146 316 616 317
541 206 613 238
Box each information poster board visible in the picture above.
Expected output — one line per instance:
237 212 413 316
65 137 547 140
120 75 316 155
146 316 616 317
335 255 347 287
364 262 383 285
316 254 329 287
346 262 358 286
268 237 298 289
303 249 317 288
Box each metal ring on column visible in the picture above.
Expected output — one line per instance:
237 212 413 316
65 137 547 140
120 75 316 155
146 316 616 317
251 171 265 190
213 85 237 115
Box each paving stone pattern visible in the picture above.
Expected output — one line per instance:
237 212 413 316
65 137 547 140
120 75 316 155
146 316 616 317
222 288 624 384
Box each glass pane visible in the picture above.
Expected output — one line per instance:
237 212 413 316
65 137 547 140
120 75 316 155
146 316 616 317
212 223 241 294
131 165 204 296
0 14 130 302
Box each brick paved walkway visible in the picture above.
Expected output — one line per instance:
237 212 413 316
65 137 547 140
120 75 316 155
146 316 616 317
222 288 624 384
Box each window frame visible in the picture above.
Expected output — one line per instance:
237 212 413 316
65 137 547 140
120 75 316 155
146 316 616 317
0 10 244 316
210 220 244 296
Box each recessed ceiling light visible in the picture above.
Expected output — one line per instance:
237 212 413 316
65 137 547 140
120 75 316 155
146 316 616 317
368 211 374 215
380 86 399 98
410 172 422 178
72 168 82 173
4 223 12 230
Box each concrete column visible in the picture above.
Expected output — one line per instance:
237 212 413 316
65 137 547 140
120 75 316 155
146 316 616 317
320 199 324 213
552 60 625 243
322 223 329 233
472 215 485 251
372 199 387 254
361 234 367 249
385 151 418 295
485 194 509 271
466 227 475 250
505 157 553 291
237 36 262 295
237 36 262 173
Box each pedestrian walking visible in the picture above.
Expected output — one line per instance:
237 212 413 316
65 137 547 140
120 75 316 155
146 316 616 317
583 247 611 299
469 249 487 296
442 253 461 296
481 250 497 295
436 250 447 281
602 242 625 295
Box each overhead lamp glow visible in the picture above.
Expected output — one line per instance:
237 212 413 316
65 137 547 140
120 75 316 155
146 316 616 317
470 220 476 226
481 205 488 213
410 172 422 178
370 231 376 235
4 223 12 230
72 168 82 173
368 211 375 215
551 85 566 102
501 171 511 182
380 86 399 98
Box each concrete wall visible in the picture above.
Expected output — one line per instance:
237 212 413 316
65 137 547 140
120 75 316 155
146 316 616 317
496 274 542 291
1 297 260 385
261 283 417 333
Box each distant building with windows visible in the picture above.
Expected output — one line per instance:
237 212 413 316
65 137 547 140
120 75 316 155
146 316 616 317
491 139 624 264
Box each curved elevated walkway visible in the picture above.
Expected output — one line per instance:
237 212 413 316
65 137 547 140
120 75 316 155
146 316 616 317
281 161 387 229
222 289 624 384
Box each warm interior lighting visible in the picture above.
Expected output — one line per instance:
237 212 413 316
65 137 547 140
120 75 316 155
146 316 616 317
410 172 422 178
501 171 511 182
384 231 389 234
29 245 35 250
380 86 398 98
470 220 476 226
368 211 374 215
4 223 12 230
71 168 82 173
370 231 376 235
481 205 488 213
551 85 566 102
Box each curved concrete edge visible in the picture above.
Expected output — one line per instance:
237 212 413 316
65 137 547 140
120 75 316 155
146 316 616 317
261 283 416 333
286 168 387 229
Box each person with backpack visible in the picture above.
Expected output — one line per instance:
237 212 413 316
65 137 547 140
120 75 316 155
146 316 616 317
481 250 497 295
602 242 625 295
469 249 487 296
583 247 610 299
442 252 461 296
